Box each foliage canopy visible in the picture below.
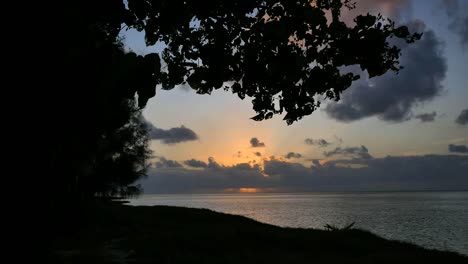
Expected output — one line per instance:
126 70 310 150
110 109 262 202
51 0 420 200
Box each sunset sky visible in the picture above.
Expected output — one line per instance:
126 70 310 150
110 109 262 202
122 0 467 193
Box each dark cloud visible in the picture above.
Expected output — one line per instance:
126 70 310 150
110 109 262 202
146 122 198 144
311 160 322 167
207 157 222 169
440 0 468 47
184 159 208 168
414 112 437 122
183 157 221 169
139 155 468 193
455 108 468 125
263 155 468 191
141 161 266 194
325 21 447 122
284 152 302 159
250 137 265 148
449 144 468 153
154 157 183 168
253 152 262 157
324 146 373 160
305 138 331 147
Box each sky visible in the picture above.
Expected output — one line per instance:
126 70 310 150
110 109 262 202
122 0 468 193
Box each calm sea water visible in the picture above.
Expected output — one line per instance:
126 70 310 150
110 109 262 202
128 191 468 255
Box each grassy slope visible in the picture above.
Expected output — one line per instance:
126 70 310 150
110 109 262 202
50 203 468 264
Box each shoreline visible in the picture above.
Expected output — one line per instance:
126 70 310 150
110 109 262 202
51 203 467 263
131 190 468 197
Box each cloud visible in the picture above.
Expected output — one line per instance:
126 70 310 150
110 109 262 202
206 157 222 169
324 146 373 160
305 138 331 147
414 112 437 122
184 159 208 168
311 159 322 167
139 154 468 193
146 122 198 144
253 152 262 157
263 155 468 191
325 21 446 122
183 157 222 169
449 144 468 153
284 152 302 159
141 161 267 193
154 157 183 168
440 0 468 47
455 108 468 125
250 137 265 148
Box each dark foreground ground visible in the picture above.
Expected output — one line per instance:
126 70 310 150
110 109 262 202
50 202 467 264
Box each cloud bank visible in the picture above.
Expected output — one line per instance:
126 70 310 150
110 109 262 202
154 157 183 168
140 155 468 193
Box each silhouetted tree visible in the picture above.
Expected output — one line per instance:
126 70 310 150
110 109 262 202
123 0 420 123
47 0 420 203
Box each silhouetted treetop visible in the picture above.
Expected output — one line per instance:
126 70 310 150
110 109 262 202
115 0 421 124
51 0 422 201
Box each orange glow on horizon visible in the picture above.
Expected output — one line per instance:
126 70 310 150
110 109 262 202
239 188 259 193
224 187 281 193
224 187 260 193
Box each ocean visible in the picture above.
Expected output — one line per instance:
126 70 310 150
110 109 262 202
128 191 468 255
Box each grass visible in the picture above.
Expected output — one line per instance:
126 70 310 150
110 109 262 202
49 202 468 263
